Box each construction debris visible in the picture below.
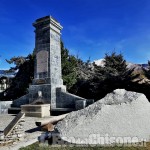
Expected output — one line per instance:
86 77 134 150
55 89 150 145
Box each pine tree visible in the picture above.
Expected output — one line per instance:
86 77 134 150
143 60 150 79
61 41 78 90
0 54 35 100
71 52 129 100
104 52 127 77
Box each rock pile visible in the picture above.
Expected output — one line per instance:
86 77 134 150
56 89 150 145
0 118 25 146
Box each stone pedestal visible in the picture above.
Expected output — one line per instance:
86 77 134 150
21 104 50 118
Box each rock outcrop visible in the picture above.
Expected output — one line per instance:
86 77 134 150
56 89 150 145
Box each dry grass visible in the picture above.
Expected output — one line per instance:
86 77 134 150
19 142 150 150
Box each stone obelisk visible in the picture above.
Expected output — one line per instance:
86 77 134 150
29 16 65 108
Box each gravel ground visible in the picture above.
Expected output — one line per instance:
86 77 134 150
0 114 49 150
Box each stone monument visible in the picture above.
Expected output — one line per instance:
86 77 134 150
29 16 66 109
13 16 94 117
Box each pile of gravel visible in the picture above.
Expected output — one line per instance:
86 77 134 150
55 89 150 145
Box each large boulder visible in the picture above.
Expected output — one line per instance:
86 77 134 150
55 89 150 145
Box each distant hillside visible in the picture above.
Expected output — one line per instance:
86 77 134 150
94 59 150 84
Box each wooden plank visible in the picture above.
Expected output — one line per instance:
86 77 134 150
35 113 68 126
41 123 54 131
4 112 25 136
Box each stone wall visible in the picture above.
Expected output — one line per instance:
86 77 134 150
56 87 94 109
0 101 12 114
12 94 29 108
56 87 85 108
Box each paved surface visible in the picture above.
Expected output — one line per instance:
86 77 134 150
0 114 51 150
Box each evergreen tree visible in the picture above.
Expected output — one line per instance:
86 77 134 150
61 41 78 90
104 52 127 77
0 54 34 100
72 52 129 100
143 60 150 79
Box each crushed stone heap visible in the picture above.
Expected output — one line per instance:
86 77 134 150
56 89 150 145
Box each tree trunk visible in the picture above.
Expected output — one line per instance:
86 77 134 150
35 113 68 126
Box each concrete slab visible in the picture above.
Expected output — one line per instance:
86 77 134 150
21 104 50 117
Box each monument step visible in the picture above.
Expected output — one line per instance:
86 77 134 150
8 107 21 114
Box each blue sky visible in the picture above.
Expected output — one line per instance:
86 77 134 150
0 0 150 69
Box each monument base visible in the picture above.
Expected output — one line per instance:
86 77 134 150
28 84 51 104
21 104 50 118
